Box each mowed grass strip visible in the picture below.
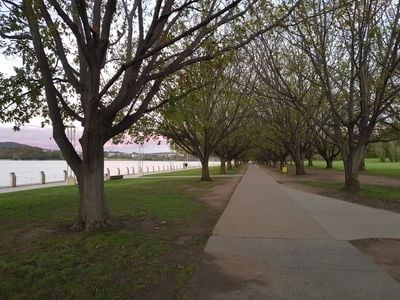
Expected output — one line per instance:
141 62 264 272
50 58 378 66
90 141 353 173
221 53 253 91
0 168 230 299
299 180 400 202
310 158 400 178
145 165 238 177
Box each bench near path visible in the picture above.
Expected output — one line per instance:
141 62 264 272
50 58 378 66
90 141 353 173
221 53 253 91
186 165 400 299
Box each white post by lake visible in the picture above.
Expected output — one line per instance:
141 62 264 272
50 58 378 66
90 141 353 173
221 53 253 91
0 160 219 187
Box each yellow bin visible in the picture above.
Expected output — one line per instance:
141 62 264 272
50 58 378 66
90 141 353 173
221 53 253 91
282 166 288 173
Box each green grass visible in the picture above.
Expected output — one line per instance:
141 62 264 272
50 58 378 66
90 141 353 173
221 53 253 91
0 168 237 299
299 180 400 202
145 165 239 177
309 160 344 171
311 158 400 178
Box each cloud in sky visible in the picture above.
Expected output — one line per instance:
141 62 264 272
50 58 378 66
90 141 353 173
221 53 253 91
0 124 170 153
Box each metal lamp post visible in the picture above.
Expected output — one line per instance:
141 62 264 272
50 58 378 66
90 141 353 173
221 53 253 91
138 142 144 175
65 124 76 184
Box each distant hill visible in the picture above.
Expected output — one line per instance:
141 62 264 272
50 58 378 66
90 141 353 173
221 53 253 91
0 142 40 149
0 142 62 160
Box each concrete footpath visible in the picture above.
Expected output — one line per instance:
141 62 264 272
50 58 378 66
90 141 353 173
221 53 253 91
186 165 400 299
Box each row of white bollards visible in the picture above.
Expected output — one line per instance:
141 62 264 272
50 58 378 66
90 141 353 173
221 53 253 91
7 163 188 187
9 170 66 187
104 164 183 178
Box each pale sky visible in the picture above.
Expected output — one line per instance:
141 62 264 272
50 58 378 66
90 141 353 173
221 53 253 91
0 123 170 153
0 55 170 153
0 55 18 74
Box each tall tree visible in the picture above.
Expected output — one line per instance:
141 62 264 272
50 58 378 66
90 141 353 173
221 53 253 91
159 55 254 180
313 128 340 169
214 119 256 174
253 119 289 169
257 98 313 175
251 36 315 175
286 0 400 190
0 0 297 229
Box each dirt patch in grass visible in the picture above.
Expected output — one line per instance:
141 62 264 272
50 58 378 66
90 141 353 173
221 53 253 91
14 218 162 244
317 189 400 213
182 184 202 192
16 227 60 242
263 166 400 213
267 165 400 189
199 174 244 210
150 174 244 299
351 238 400 283
267 166 400 188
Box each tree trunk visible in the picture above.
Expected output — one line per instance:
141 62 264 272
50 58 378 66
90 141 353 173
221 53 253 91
75 137 109 231
294 159 306 175
325 158 333 169
343 146 365 191
234 160 239 168
227 160 233 170
272 161 277 168
344 161 360 191
279 160 285 171
293 151 306 175
359 157 366 171
200 159 211 181
307 157 313 167
219 158 226 174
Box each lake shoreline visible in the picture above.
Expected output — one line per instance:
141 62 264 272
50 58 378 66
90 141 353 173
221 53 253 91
0 160 218 188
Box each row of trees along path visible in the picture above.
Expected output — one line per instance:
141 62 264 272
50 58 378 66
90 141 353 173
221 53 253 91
252 0 400 191
2 1 399 229
0 1 298 230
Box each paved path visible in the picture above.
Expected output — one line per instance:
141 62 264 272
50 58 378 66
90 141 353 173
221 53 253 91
186 165 400 299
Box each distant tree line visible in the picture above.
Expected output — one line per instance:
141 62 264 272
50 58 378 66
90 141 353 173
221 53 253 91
0 147 63 160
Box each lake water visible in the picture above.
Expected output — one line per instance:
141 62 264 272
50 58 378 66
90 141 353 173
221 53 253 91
0 160 219 187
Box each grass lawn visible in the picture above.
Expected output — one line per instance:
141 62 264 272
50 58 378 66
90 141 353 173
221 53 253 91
299 180 400 202
146 165 237 177
0 167 236 299
311 158 400 178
